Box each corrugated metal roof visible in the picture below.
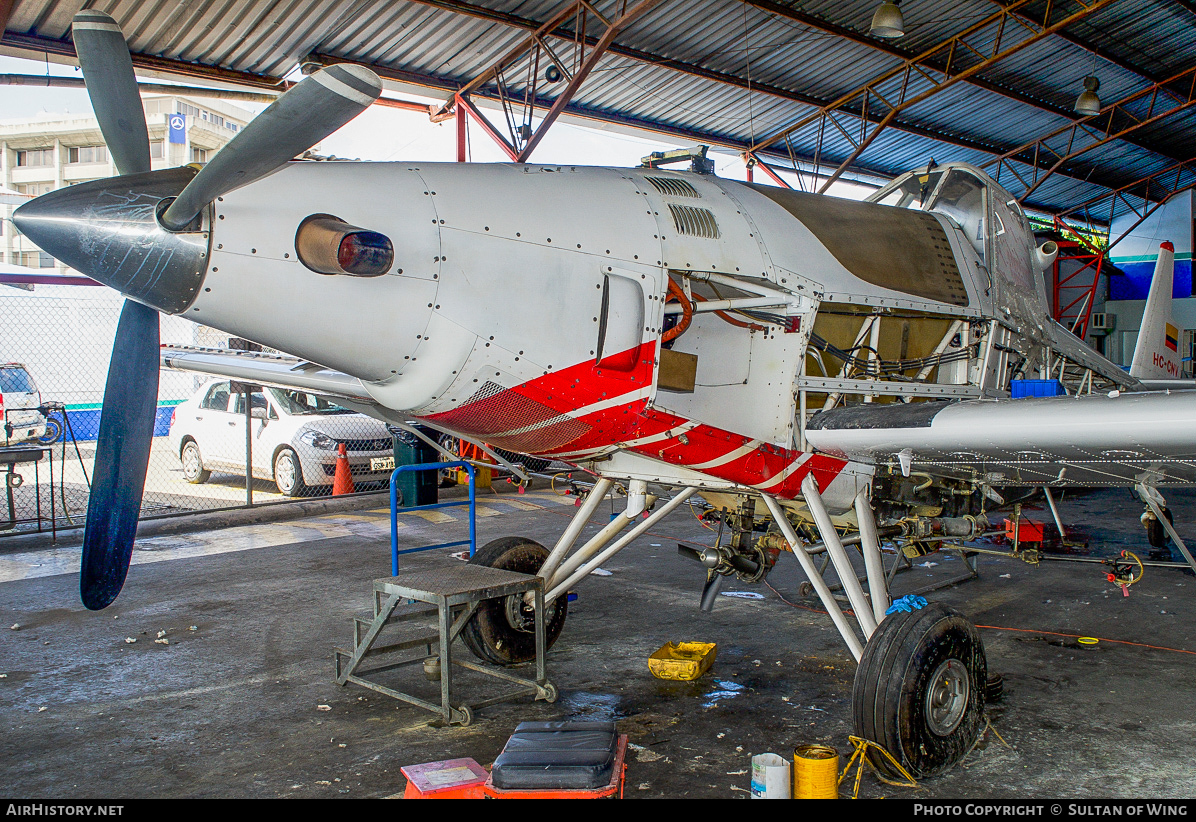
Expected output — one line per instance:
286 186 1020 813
3 0 1194 220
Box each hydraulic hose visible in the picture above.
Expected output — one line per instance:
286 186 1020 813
661 278 693 343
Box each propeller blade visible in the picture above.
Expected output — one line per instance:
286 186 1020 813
160 64 381 230
71 10 151 176
70 11 158 608
80 301 160 610
699 571 725 612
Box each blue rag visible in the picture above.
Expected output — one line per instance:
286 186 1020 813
885 594 928 615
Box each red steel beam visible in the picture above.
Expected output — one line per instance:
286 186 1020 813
744 153 793 189
456 94 519 161
456 93 467 162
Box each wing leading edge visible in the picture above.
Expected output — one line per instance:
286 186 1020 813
805 391 1196 487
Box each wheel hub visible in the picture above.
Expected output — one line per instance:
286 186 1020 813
277 456 296 489
503 593 553 633
925 658 969 736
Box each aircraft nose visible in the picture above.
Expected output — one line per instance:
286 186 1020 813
12 167 210 314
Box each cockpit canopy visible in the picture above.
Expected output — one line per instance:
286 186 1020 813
868 162 1041 304
869 163 1026 265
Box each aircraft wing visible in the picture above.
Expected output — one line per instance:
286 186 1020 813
161 345 375 401
804 391 1196 487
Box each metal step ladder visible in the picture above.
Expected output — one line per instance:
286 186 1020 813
335 564 557 726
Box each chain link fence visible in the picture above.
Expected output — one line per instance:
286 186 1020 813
0 283 394 537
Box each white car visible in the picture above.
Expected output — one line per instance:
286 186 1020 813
168 380 396 496
0 363 47 446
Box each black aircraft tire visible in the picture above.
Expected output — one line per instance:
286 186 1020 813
852 602 987 779
1146 507 1173 549
461 537 567 667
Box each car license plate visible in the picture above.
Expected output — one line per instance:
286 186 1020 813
370 456 395 471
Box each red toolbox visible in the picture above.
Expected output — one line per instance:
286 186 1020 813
1004 517 1045 543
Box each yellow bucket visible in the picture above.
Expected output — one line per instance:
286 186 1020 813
794 744 839 799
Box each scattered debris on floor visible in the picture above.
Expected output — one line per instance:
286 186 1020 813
628 741 667 762
703 679 744 708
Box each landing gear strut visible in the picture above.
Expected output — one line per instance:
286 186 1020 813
762 482 987 778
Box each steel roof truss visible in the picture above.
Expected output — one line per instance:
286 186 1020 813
393 0 1154 193
1057 160 1196 240
750 0 1122 193
746 0 1176 162
983 64 1196 202
432 0 665 163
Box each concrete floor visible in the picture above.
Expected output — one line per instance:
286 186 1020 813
1 485 1194 799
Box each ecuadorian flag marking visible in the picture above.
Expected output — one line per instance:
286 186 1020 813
1165 322 1179 353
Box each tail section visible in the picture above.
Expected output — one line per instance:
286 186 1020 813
1130 242 1181 380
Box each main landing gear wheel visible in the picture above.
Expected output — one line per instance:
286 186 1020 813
461 537 567 667
852 602 987 779
1145 506 1173 549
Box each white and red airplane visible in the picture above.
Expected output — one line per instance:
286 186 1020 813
14 11 1196 779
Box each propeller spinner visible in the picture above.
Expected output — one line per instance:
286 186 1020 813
13 11 380 609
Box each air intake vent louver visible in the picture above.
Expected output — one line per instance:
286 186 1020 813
646 176 700 198
668 204 720 239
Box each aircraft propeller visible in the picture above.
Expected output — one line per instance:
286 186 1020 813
65 10 380 609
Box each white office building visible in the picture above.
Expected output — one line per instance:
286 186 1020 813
1 94 250 272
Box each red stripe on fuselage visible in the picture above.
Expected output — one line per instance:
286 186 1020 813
422 343 658 453
610 406 845 497
418 342 846 499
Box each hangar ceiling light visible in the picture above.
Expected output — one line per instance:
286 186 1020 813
869 1 905 38
1074 76 1102 116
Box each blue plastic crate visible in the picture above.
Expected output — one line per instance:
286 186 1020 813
1010 379 1065 398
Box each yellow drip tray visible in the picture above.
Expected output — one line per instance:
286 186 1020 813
648 641 718 681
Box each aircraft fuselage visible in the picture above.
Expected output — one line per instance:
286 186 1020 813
15 160 1135 509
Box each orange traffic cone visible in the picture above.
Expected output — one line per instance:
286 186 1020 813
333 441 354 495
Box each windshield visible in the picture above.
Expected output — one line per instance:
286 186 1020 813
871 167 987 259
0 367 36 394
926 170 987 257
269 388 352 415
872 170 943 209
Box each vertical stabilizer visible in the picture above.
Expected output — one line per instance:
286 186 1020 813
1130 242 1180 379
